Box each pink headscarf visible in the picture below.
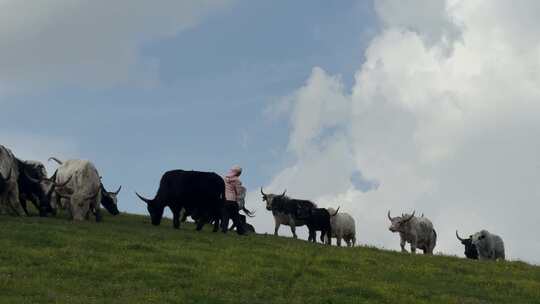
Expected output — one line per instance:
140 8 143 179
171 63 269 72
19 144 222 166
226 165 242 177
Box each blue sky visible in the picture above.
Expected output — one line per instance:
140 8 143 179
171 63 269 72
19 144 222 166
1 0 378 216
3 1 540 264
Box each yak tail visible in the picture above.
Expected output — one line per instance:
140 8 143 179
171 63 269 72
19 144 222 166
48 157 63 165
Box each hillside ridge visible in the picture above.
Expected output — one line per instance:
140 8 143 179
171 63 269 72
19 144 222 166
0 213 539 304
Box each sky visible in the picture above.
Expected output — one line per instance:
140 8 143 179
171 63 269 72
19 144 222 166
1 0 540 264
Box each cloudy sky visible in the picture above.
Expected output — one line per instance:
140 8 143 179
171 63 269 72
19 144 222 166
2 0 540 264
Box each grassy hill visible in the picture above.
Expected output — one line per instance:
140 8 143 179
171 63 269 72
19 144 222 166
0 213 539 304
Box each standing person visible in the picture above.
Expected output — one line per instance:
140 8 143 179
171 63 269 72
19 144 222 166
222 166 253 234
224 165 254 216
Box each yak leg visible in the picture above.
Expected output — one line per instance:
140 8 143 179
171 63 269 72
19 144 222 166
48 195 60 216
34 193 50 217
93 207 102 222
274 220 281 236
290 225 298 239
213 216 220 232
400 238 408 253
196 215 207 231
20 193 41 216
221 206 230 233
289 216 298 239
8 186 23 216
221 214 229 233
410 243 417 254
425 243 434 255
180 208 188 223
212 207 221 232
93 198 102 222
229 206 245 235
19 195 30 216
195 208 212 231
29 194 41 212
210 214 224 230
172 208 181 229
90 195 102 222
409 236 417 254
308 228 315 242
326 227 332 245
95 209 102 222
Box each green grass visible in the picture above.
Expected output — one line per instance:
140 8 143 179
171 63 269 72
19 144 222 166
0 213 539 304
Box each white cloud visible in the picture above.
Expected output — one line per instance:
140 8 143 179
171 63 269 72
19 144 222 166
287 67 350 155
255 0 540 264
0 0 234 93
375 0 462 48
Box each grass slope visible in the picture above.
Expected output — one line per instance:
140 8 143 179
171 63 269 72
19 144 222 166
0 213 539 304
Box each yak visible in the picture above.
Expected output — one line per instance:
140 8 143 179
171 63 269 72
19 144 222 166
388 210 437 255
456 230 479 260
261 188 316 239
136 170 244 234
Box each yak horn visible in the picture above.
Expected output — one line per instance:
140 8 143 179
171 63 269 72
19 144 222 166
135 192 153 204
260 187 266 196
48 157 63 165
54 175 72 188
113 185 122 195
387 210 392 220
403 211 416 222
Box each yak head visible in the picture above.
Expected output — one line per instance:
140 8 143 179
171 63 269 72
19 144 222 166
135 192 164 226
456 230 479 259
18 162 73 216
100 182 121 215
43 173 98 221
69 190 100 221
43 170 74 210
471 230 490 245
387 210 415 233
260 188 286 211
